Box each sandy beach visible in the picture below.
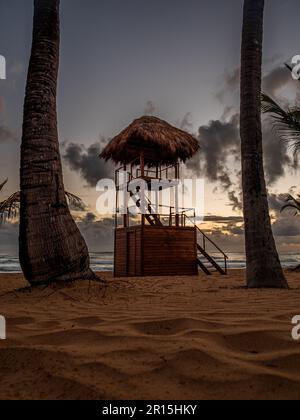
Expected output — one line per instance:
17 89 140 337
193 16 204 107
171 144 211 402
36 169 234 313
0 270 299 400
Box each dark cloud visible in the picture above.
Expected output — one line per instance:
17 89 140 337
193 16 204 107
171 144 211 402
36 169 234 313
178 112 193 132
228 191 242 212
267 192 300 239
261 65 298 184
0 221 18 254
228 224 244 236
262 66 292 97
216 64 293 105
63 141 114 188
263 54 284 66
77 213 114 252
204 215 243 223
268 193 286 213
0 126 15 143
185 103 292 212
218 171 233 191
198 225 245 253
216 68 240 103
83 212 97 223
186 113 241 211
0 97 15 143
272 217 300 237
0 97 5 114
263 123 291 185
0 215 115 254
187 113 240 181
202 191 300 250
144 101 157 115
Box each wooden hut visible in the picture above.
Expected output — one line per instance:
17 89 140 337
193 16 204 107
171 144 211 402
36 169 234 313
100 116 228 277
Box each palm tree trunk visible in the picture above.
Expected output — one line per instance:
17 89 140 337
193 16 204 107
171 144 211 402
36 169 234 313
20 0 95 285
240 0 288 288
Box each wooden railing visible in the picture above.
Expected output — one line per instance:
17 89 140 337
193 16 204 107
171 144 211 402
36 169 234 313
115 162 180 186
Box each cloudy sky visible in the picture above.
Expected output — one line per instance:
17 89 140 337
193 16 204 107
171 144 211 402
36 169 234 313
1 0 300 254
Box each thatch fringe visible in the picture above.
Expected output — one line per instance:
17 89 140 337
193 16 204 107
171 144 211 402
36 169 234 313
100 116 199 166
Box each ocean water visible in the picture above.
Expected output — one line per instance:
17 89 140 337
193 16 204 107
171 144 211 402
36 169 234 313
0 252 299 273
0 252 114 274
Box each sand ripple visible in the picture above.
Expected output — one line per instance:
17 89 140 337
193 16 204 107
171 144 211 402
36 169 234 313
1 270 300 400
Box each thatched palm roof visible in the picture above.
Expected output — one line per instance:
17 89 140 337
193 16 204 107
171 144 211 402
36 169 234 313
100 116 199 166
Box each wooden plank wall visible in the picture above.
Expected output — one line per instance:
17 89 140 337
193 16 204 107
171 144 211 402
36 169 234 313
115 229 127 277
143 226 197 276
115 226 197 277
115 227 143 277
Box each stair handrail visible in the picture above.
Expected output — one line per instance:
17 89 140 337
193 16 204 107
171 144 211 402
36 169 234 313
185 215 228 259
185 215 229 275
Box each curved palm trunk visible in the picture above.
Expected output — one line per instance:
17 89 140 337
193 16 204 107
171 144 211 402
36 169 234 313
20 0 95 285
240 0 288 288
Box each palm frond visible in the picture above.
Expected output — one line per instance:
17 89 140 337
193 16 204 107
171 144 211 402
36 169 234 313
281 194 300 215
261 93 288 117
285 63 300 83
262 93 300 152
0 191 86 226
285 63 293 73
0 179 8 193
65 192 86 211
0 192 20 225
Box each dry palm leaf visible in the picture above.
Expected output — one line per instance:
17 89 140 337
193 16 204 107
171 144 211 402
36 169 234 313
281 194 300 216
262 93 300 153
0 179 8 193
0 191 85 225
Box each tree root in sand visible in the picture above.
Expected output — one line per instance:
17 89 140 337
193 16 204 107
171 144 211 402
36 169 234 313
0 274 136 303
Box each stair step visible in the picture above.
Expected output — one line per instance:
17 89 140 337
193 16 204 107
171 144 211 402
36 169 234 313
197 244 226 275
197 258 212 275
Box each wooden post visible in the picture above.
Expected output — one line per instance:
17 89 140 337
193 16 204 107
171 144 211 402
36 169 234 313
175 162 180 180
115 169 118 229
123 164 128 228
175 212 180 227
130 163 134 181
175 161 180 227
140 152 145 178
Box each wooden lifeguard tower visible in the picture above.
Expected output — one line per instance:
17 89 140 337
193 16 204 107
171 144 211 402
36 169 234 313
100 116 228 277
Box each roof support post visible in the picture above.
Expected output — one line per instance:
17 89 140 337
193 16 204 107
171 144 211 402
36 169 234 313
175 161 180 227
123 164 128 228
140 152 145 178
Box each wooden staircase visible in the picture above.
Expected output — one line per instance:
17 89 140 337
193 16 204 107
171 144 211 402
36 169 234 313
133 197 163 226
186 217 228 276
197 244 227 275
132 195 228 276
145 203 163 226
